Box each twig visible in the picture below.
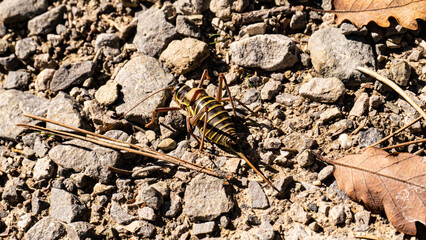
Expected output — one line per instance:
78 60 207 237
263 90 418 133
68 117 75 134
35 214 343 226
232 6 295 25
381 138 426 151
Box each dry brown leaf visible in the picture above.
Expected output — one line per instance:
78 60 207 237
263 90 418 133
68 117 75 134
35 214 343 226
333 0 426 30
331 147 426 235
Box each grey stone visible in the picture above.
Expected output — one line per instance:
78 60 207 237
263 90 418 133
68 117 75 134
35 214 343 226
66 221 95 240
184 174 234 221
50 188 87 223
290 203 310 224
220 215 230 228
32 194 48 214
17 213 32 231
3 71 31 89
15 37 39 60
110 201 137 224
264 137 281 150
289 11 306 30
0 54 20 70
272 176 293 197
358 128 383 148
28 5 65 35
95 33 120 50
46 92 84 131
0 39 9 54
137 221 156 238
242 89 260 104
369 94 384 109
230 34 298 71
317 165 334 181
34 137 49 157
327 181 349 201
329 205 346 225
261 152 274 165
95 80 118 106
33 156 54 181
133 8 178 57
135 186 164 210
50 61 95 91
210 0 232 20
160 38 209 74
35 68 55 92
255 221 275 240
276 93 298 106
176 15 201 38
248 181 269 209
0 0 48 24
25 217 66 240
192 221 216 235
114 54 174 125
349 93 369 117
48 139 121 183
174 0 211 14
240 22 267 36
138 207 156 221
2 177 22 204
391 60 411 87
354 210 370 231
299 77 345 103
163 195 182 218
0 90 50 140
261 80 282 100
308 27 375 81
319 107 342 122
285 224 308 240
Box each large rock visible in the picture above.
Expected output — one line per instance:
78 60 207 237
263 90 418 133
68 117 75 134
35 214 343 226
114 54 174 125
25 217 66 240
133 8 178 57
0 0 48 24
183 174 234 221
28 5 66 35
229 34 298 71
0 90 50 140
308 27 375 81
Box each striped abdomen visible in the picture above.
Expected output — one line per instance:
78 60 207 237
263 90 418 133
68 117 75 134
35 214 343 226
190 94 238 148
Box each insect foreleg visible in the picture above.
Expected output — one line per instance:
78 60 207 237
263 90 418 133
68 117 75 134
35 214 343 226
218 73 237 117
145 107 181 128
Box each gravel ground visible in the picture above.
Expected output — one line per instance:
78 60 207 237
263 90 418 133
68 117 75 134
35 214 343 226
0 0 425 239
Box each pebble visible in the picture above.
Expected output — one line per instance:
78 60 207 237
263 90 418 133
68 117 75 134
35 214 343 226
158 138 177 151
95 80 118 106
48 139 120 183
95 33 120 50
2 178 22 203
285 224 308 240
176 15 201 38
229 34 298 71
0 89 50 140
289 203 311 224
183 174 234 221
240 22 267 36
192 221 216 235
260 151 274 165
242 88 260 104
369 94 384 109
33 156 55 181
17 213 32 231
3 71 31 90
110 201 137 225
135 186 164 210
35 68 55 92
25 217 66 240
276 93 298 106
210 0 232 20
261 80 282 100
289 11 307 30
50 61 95 91
66 221 95 239
248 181 269 209
329 205 346 225
296 150 314 167
358 128 383 148
133 8 178 57
50 188 87 223
174 0 210 14
349 92 369 117
264 137 281 150
272 176 293 197
354 210 371 231
391 60 411 86
136 221 156 238
160 38 209 74
299 77 345 103
138 207 156 221
32 194 48 215
46 92 85 131
308 27 375 81
319 107 342 122
338 133 352 149
34 53 57 70
114 54 174 125
220 215 230 228
28 5 66 35
255 221 275 240
0 0 48 24
163 194 182 218
317 165 334 181
0 39 9 54
15 37 39 60
0 54 20 70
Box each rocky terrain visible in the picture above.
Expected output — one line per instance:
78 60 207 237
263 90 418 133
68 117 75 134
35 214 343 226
0 0 425 239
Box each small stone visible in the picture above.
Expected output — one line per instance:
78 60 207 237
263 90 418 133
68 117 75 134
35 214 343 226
50 188 87 223
369 94 384 109
276 93 298 106
0 39 9 54
272 176 293 197
391 60 411 87
220 215 230 228
290 203 311 224
317 166 334 181
46 92 84 131
66 221 95 240
338 133 352 149
319 107 342 122
160 38 209 74
25 217 66 240
184 174 234 221
158 138 177 151
297 150 314 167
3 71 31 89
289 11 306 30
210 0 232 20
135 186 163 210
176 15 201 38
33 156 54 181
47 34 62 46
230 34 298 71
15 37 39 60
264 138 281 150
261 80 282 100
260 152 274 165
145 130 156 142
174 0 210 14
0 53 19 70
35 69 55 92
50 61 95 91
0 0 48 24
17 213 32 231
354 210 371 231
137 221 156 238
138 207 156 221
110 201 137 225
95 33 120 50
256 221 275 240
285 224 308 240
33 53 57 70
163 194 182 218
28 5 66 35
349 93 369 117
192 221 216 235
358 128 383 148
95 81 118 105
308 221 320 232
32 194 48 215
248 181 269 209
329 205 346 225
299 77 345 103
242 89 260 104
241 22 267 36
